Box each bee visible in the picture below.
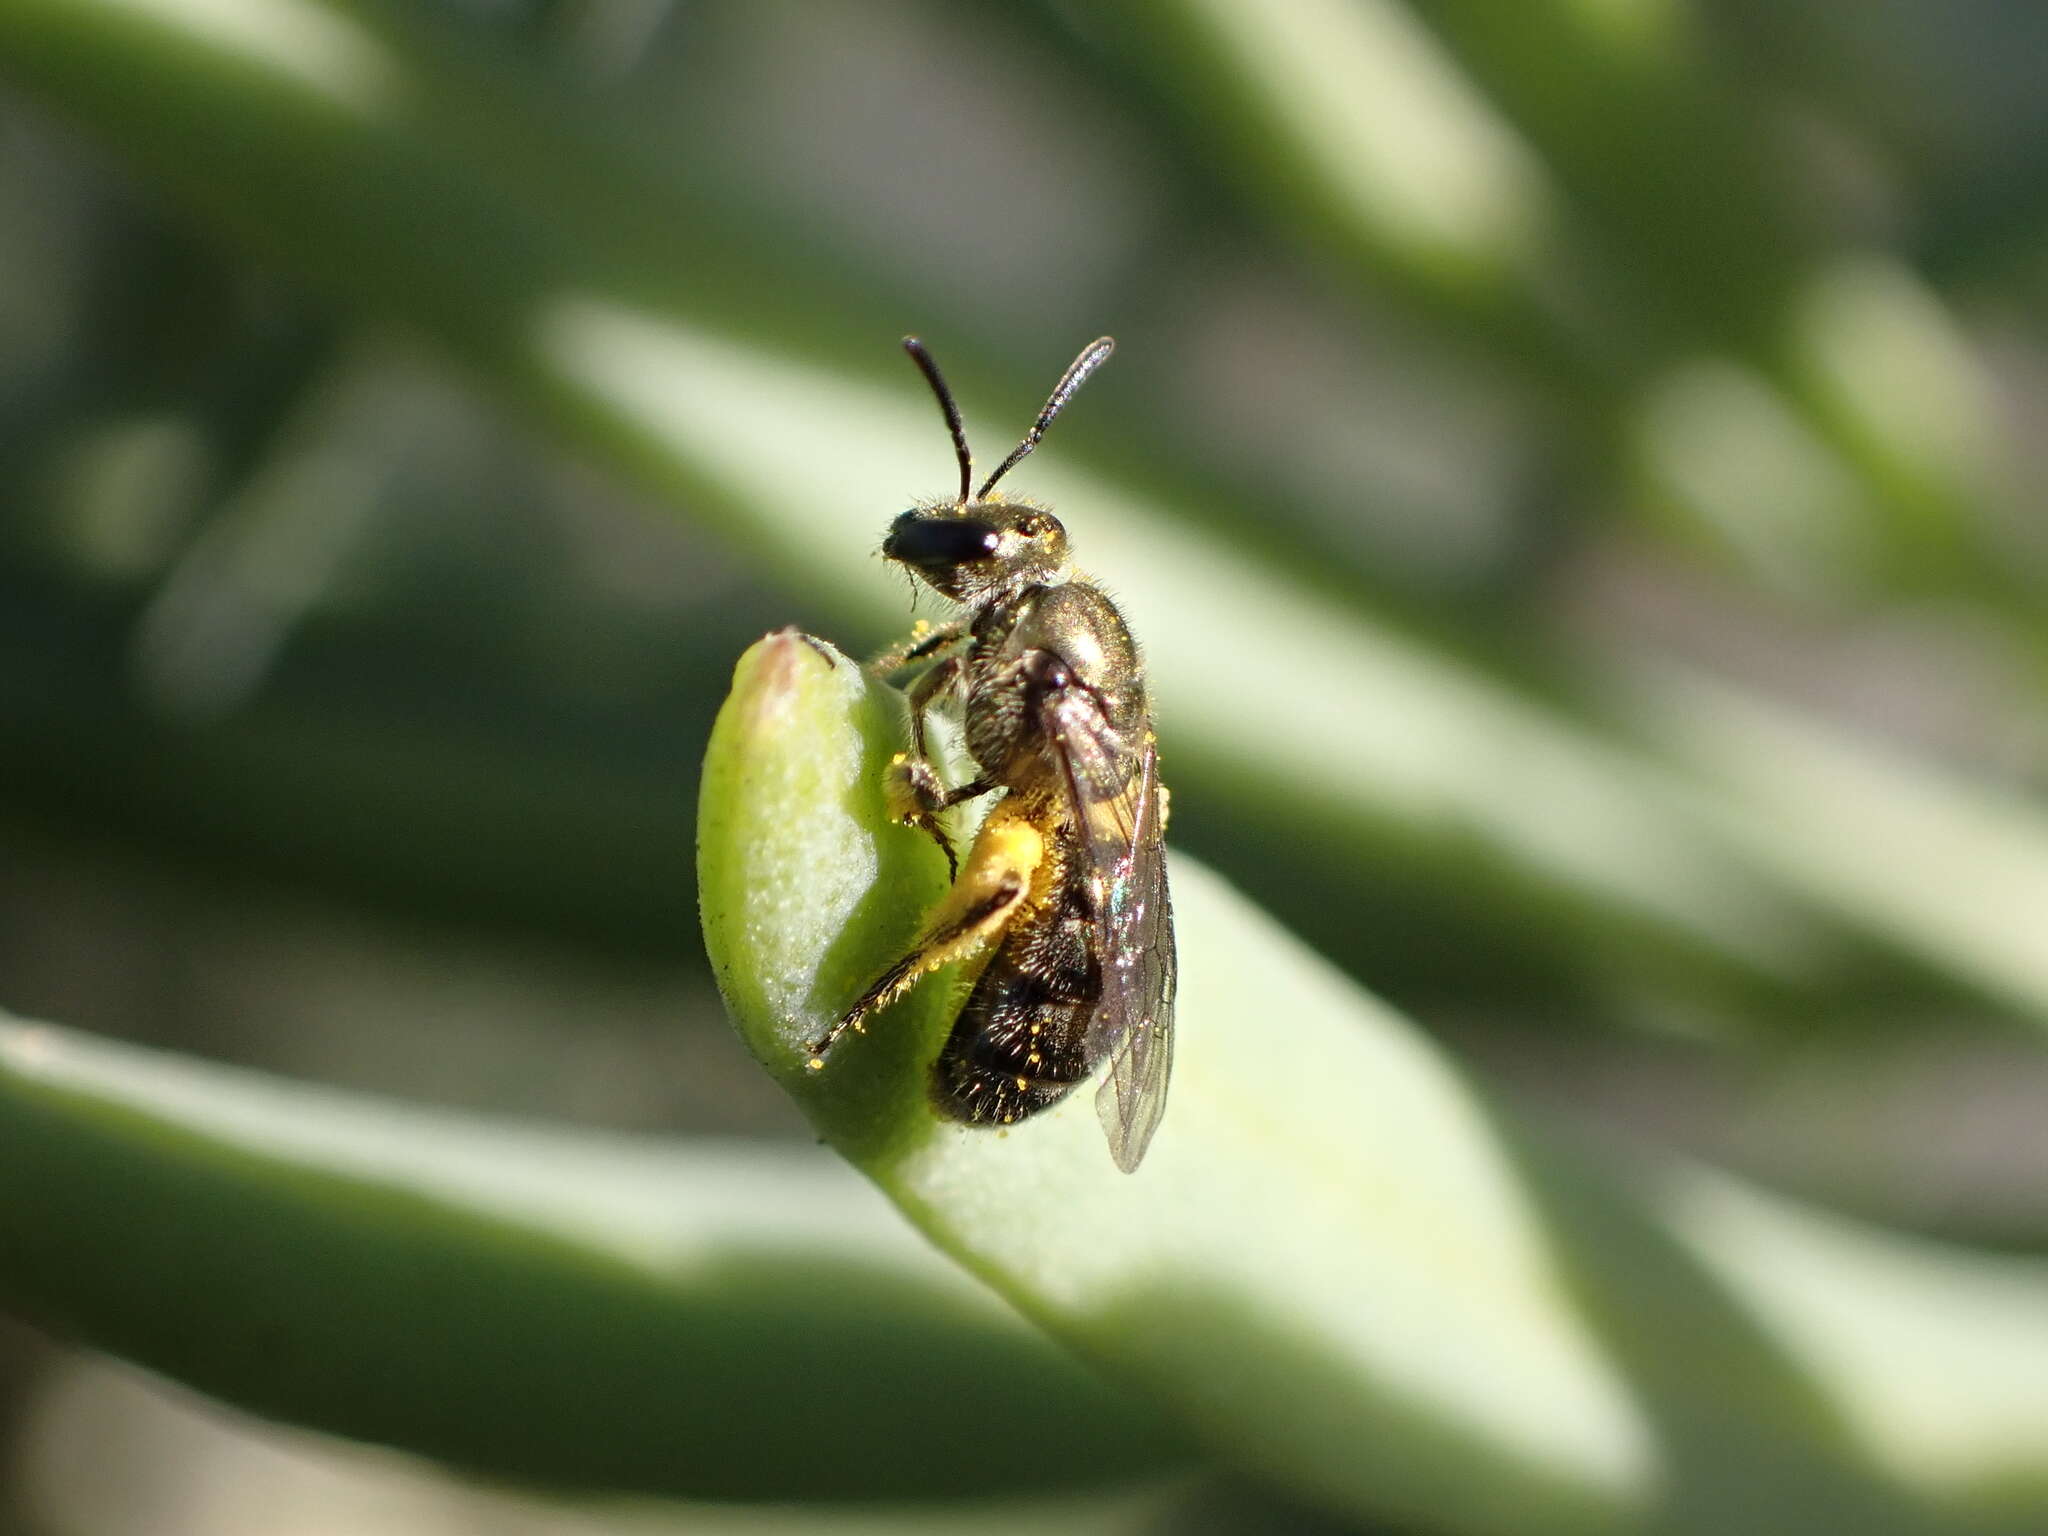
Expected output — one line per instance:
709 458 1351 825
804 335 1176 1172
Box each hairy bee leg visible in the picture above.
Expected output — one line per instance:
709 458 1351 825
941 777 998 808
886 755 958 880
805 818 1048 1066
902 652 961 762
886 654 966 876
804 877 1024 1063
868 618 967 677
872 628 982 877
887 762 1002 882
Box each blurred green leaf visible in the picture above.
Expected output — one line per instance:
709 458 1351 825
0 1008 1187 1501
702 627 2048 1534
1077 0 2004 600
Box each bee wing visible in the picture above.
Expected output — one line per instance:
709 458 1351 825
1041 687 1176 1172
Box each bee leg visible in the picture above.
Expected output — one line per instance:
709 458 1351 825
884 654 966 876
940 776 997 808
869 618 967 677
805 874 1027 1064
805 818 1046 1065
885 755 959 880
887 764 1002 882
903 652 962 759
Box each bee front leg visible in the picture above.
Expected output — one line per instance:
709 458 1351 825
868 618 967 678
886 653 971 878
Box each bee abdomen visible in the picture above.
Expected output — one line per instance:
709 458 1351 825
930 941 1099 1127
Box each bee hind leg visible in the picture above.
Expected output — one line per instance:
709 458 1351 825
804 872 1026 1065
805 818 1046 1067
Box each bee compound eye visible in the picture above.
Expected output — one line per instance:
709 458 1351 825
886 516 1004 567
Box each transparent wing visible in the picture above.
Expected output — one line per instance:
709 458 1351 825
1039 687 1176 1172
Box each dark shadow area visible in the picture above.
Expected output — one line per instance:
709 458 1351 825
1141 1472 1416 1536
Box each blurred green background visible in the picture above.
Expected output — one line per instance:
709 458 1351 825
4 0 2048 1530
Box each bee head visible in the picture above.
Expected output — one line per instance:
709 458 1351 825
884 502 1070 602
892 334 1110 606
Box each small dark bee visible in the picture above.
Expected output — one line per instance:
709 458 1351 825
804 335 1175 1172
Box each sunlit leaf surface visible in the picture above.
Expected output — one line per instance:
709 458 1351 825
700 629 2048 1533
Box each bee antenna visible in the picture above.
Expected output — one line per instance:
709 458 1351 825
977 336 1114 499
902 337 973 505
